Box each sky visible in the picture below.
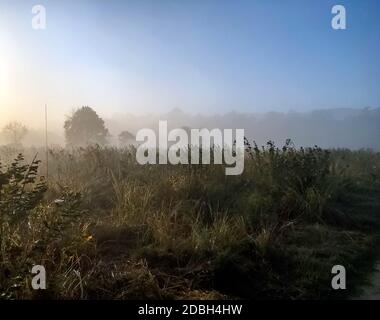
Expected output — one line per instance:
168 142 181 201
0 0 379 130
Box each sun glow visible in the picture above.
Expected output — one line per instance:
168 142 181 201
0 53 9 94
0 55 10 123
0 31 12 123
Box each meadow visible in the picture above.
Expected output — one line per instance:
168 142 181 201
1 141 380 299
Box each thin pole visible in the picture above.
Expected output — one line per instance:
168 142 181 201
45 104 49 180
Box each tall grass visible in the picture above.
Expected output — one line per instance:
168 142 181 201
1 142 380 299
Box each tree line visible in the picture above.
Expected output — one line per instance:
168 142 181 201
1 106 135 148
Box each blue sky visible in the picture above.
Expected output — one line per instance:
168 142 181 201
0 0 379 127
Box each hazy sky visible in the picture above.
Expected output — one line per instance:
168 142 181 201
0 0 379 129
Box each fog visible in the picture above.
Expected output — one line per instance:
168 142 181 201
0 107 379 150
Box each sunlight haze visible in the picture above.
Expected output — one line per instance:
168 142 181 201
0 0 379 134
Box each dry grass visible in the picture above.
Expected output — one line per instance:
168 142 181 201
1 142 380 299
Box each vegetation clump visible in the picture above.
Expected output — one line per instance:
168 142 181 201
0 141 380 299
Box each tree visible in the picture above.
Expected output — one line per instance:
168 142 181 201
1 122 28 145
64 106 109 147
118 130 135 147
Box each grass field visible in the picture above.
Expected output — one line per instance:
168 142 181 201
1 141 380 299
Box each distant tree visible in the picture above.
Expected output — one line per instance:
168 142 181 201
118 130 135 147
64 106 109 147
1 122 28 145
